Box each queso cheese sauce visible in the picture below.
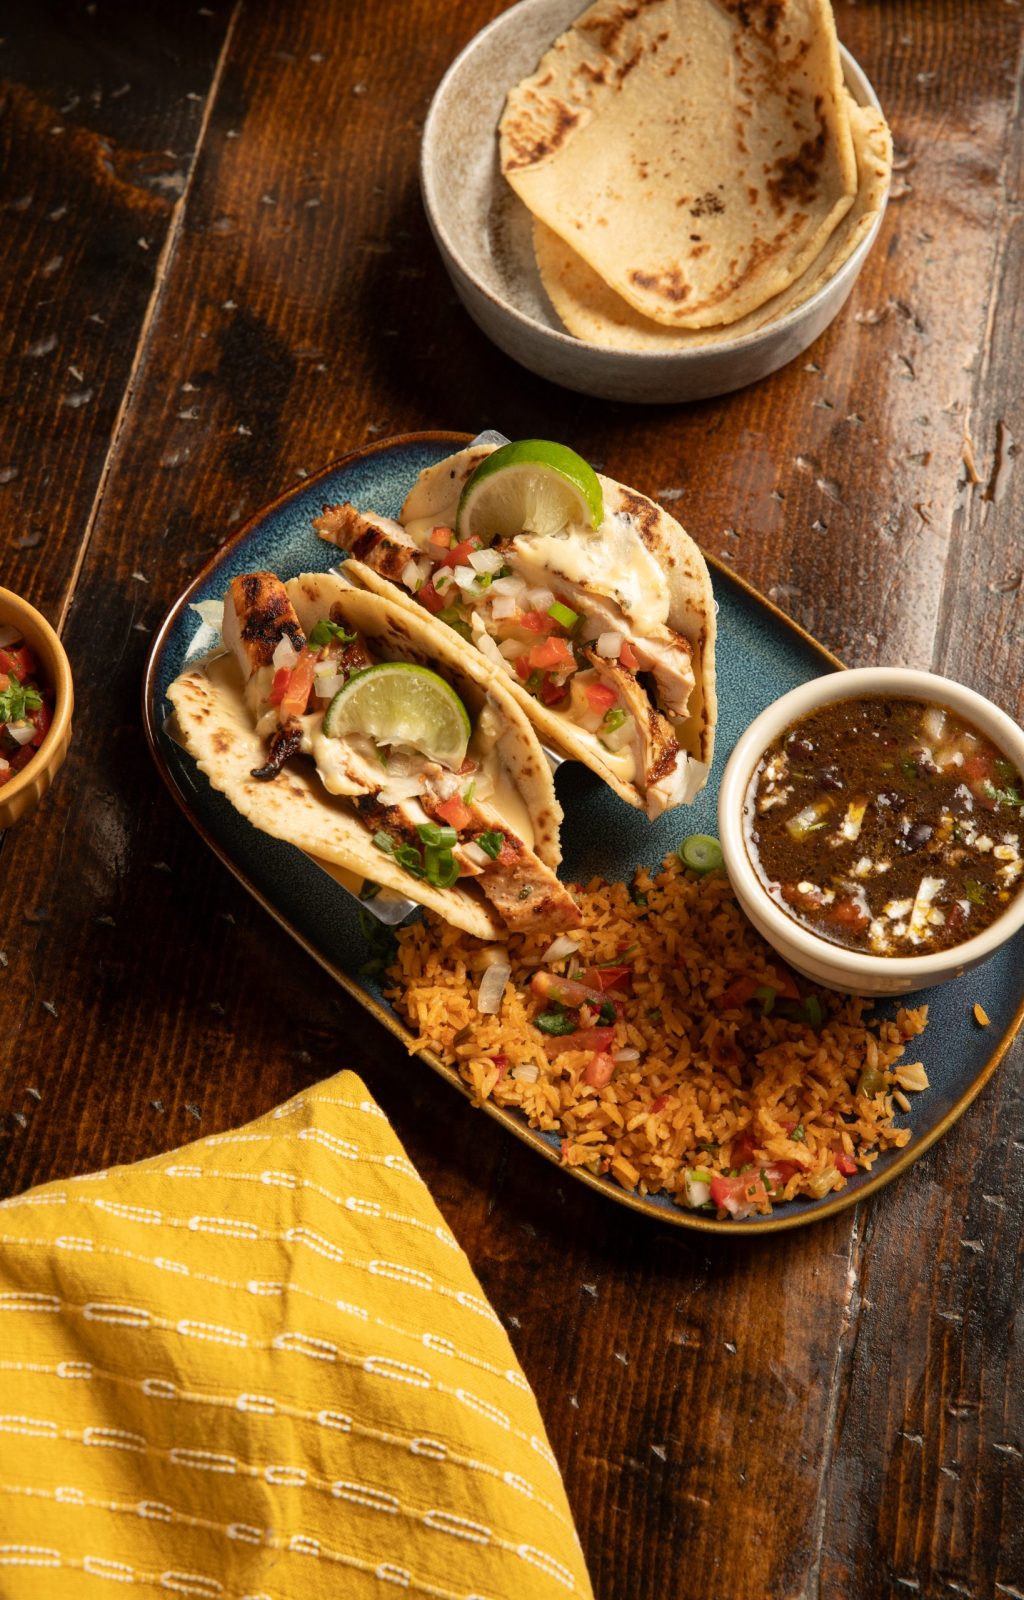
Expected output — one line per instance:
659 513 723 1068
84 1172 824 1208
745 696 1024 956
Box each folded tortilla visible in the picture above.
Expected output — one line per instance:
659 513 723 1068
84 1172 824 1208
500 0 857 330
532 94 892 350
328 444 717 819
167 575 573 941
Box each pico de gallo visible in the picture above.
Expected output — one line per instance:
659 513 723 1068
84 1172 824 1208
0 628 53 790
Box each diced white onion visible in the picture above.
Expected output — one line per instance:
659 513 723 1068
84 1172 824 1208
433 568 454 592
454 565 479 591
462 841 491 868
541 935 580 962
313 658 336 677
600 714 636 753
596 631 624 658
613 1048 640 1062
498 638 528 660
477 945 510 970
684 1173 711 1209
511 1063 539 1083
490 574 526 597
477 962 511 1016
401 557 430 591
922 705 948 743
491 595 518 620
468 547 504 574
527 588 555 613
272 635 299 670
475 634 505 668
6 722 36 746
377 775 427 806
315 672 345 700
432 770 461 801
0 624 21 648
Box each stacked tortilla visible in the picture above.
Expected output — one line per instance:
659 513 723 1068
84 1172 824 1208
499 0 892 350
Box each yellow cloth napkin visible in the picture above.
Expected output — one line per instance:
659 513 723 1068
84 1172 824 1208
0 1072 592 1600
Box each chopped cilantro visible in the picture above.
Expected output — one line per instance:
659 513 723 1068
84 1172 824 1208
475 831 505 860
535 1011 577 1036
0 681 42 725
307 617 355 648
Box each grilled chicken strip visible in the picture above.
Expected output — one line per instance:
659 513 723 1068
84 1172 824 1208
579 650 691 818
313 504 420 580
223 571 306 724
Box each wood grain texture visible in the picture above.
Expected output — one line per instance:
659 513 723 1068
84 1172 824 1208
1 3 1022 1597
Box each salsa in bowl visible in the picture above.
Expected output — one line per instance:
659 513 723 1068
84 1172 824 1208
0 587 73 830
718 669 1024 996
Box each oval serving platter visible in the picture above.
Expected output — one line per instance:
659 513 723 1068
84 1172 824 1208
143 432 1024 1234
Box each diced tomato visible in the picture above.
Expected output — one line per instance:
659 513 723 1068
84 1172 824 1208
730 1130 758 1168
531 970 606 1007
514 655 532 681
584 1051 616 1089
269 667 291 705
715 974 761 1009
764 1161 802 1187
518 610 554 634
834 1151 858 1176
11 745 36 772
709 1170 769 1219
544 1024 615 1058
584 681 618 713
429 526 453 548
0 645 36 681
416 578 447 614
831 897 870 930
540 676 568 706
649 1094 669 1116
618 640 640 671
528 636 575 672
492 1054 509 1077
441 535 483 569
279 650 316 720
436 795 474 831
30 700 52 747
962 752 992 784
770 965 802 1002
581 964 632 993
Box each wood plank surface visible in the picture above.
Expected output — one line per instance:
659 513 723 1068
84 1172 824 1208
1 3 1022 1597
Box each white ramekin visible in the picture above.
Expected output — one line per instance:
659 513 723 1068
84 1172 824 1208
717 668 1024 996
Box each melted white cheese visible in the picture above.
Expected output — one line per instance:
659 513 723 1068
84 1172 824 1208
509 510 670 635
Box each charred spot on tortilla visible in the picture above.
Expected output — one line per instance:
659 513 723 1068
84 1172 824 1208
503 98 581 171
767 111 829 210
690 192 726 218
627 266 691 304
722 0 786 35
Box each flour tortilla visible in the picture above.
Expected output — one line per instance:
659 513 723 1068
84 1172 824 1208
500 0 857 330
167 575 567 941
533 94 891 349
343 444 718 815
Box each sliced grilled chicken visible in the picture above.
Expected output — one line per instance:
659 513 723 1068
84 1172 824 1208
313 504 420 579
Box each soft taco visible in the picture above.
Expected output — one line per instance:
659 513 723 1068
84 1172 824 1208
167 570 580 939
314 442 717 820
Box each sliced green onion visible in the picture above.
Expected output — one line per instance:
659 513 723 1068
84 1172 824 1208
547 600 578 630
534 1011 577 1036
802 995 824 1029
424 843 459 888
679 834 724 874
754 984 777 1015
462 780 476 804
474 572 493 589
475 831 505 860
359 880 381 901
394 845 425 879
417 822 457 849
598 999 616 1025
602 707 627 733
373 831 396 855
791 1124 805 1141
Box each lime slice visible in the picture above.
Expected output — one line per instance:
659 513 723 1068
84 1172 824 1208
455 439 604 541
322 663 471 769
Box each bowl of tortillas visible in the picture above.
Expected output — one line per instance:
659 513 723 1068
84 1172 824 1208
422 0 893 404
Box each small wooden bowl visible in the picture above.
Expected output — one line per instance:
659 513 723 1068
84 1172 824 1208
0 587 74 830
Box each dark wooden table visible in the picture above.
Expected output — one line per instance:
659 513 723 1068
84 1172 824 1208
2 4 1022 1596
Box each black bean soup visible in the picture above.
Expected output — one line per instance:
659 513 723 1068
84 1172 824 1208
745 697 1024 956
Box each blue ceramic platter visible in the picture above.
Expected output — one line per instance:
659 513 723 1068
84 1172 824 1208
144 433 1024 1233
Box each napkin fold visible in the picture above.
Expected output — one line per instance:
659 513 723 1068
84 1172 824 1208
0 1072 592 1600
